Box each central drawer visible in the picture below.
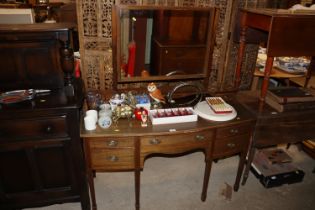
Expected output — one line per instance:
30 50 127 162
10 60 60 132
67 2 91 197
141 130 214 155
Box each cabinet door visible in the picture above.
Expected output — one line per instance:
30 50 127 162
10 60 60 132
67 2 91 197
0 139 78 209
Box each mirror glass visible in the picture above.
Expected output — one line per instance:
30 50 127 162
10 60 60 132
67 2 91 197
112 5 217 83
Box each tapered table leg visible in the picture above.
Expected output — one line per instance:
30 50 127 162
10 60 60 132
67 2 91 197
201 160 213 201
135 169 140 210
242 147 256 186
234 151 247 192
83 141 97 210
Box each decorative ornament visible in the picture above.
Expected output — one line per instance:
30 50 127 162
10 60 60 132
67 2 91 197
147 82 166 104
141 70 150 77
134 107 148 121
141 109 148 127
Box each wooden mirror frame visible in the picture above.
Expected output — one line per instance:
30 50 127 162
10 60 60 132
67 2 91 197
112 5 218 89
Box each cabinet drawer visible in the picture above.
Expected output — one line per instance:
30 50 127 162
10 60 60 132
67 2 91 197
160 47 205 74
0 116 68 141
162 58 204 74
90 148 135 170
216 123 251 139
162 47 205 59
141 130 213 155
88 137 134 149
213 134 250 158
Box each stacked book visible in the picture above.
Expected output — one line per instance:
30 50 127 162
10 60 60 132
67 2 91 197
265 87 315 112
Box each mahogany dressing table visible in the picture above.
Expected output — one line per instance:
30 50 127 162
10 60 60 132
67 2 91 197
81 99 256 210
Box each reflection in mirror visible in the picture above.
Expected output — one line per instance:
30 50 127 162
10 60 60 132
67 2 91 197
112 5 217 84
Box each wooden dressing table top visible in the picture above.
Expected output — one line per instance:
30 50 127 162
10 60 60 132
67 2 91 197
81 100 255 138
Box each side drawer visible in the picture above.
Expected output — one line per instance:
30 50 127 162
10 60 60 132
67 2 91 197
216 123 252 139
90 148 135 170
88 137 134 149
141 130 214 155
213 134 250 158
0 116 68 142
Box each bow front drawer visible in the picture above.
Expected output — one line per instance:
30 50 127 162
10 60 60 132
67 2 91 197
0 116 68 142
216 123 252 139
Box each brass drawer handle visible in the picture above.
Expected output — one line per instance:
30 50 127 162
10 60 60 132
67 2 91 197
195 135 205 141
164 50 168 54
227 143 236 148
149 138 161 145
107 155 119 162
230 129 239 134
107 140 118 147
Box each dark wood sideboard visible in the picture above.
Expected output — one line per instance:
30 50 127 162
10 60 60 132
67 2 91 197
81 99 256 210
236 91 315 185
0 23 90 209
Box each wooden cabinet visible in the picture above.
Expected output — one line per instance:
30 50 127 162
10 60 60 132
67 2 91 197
150 9 210 76
151 39 206 75
0 23 89 209
0 86 90 210
0 23 76 91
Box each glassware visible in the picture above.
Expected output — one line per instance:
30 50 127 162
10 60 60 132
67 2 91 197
86 91 102 110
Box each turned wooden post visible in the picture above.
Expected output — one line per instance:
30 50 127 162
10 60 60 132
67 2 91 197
60 39 75 87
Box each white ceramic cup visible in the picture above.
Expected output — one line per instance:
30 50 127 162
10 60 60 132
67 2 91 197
86 110 98 123
84 115 97 130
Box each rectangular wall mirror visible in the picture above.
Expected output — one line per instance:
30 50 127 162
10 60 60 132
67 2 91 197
112 5 218 85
